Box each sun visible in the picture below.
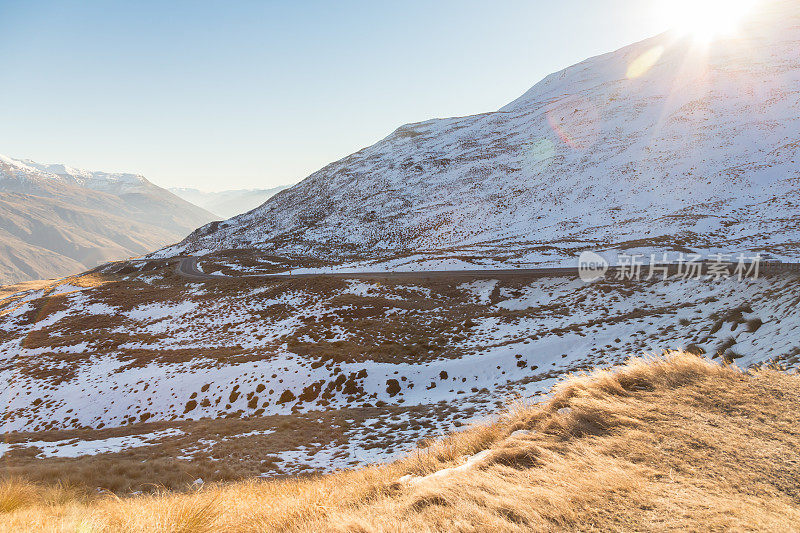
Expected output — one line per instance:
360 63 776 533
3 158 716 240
658 0 759 43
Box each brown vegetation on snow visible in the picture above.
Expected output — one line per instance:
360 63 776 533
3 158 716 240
2 352 799 531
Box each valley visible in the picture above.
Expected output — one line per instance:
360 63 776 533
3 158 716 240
2 1 800 529
0 156 217 285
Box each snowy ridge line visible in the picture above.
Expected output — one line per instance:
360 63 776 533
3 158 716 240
154 0 800 266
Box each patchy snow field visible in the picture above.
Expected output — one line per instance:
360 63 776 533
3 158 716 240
0 428 184 458
1 265 799 481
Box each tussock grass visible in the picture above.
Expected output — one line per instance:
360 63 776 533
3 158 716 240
747 317 764 332
0 478 37 513
3 352 800 531
0 478 88 513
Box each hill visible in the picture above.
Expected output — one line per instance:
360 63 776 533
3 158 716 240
1 258 798 483
169 186 292 219
2 353 799 531
0 155 217 284
158 0 800 269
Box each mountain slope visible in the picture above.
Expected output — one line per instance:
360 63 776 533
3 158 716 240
169 186 291 218
159 0 800 266
0 156 217 284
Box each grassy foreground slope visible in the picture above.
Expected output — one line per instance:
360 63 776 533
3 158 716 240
2 353 799 532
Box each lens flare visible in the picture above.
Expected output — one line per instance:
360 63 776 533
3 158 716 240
530 138 555 163
520 137 556 175
546 97 601 151
627 46 665 79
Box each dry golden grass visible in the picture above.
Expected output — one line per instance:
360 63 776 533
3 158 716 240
64 272 111 290
0 271 113 319
3 352 800 532
0 279 53 301
0 270 110 301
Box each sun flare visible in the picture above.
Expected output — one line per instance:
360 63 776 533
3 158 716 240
659 0 759 42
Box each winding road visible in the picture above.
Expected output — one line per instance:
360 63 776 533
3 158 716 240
175 256 231 281
174 256 586 281
174 256 798 283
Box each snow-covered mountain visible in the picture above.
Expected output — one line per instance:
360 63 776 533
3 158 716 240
159 0 800 267
13 159 151 195
169 186 291 219
0 155 217 284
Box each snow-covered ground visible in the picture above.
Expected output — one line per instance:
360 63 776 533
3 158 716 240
0 428 183 458
2 268 798 474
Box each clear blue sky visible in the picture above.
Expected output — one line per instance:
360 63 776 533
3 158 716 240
0 0 675 190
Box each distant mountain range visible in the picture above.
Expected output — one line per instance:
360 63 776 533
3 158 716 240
169 186 291 219
160 0 800 267
0 155 217 284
